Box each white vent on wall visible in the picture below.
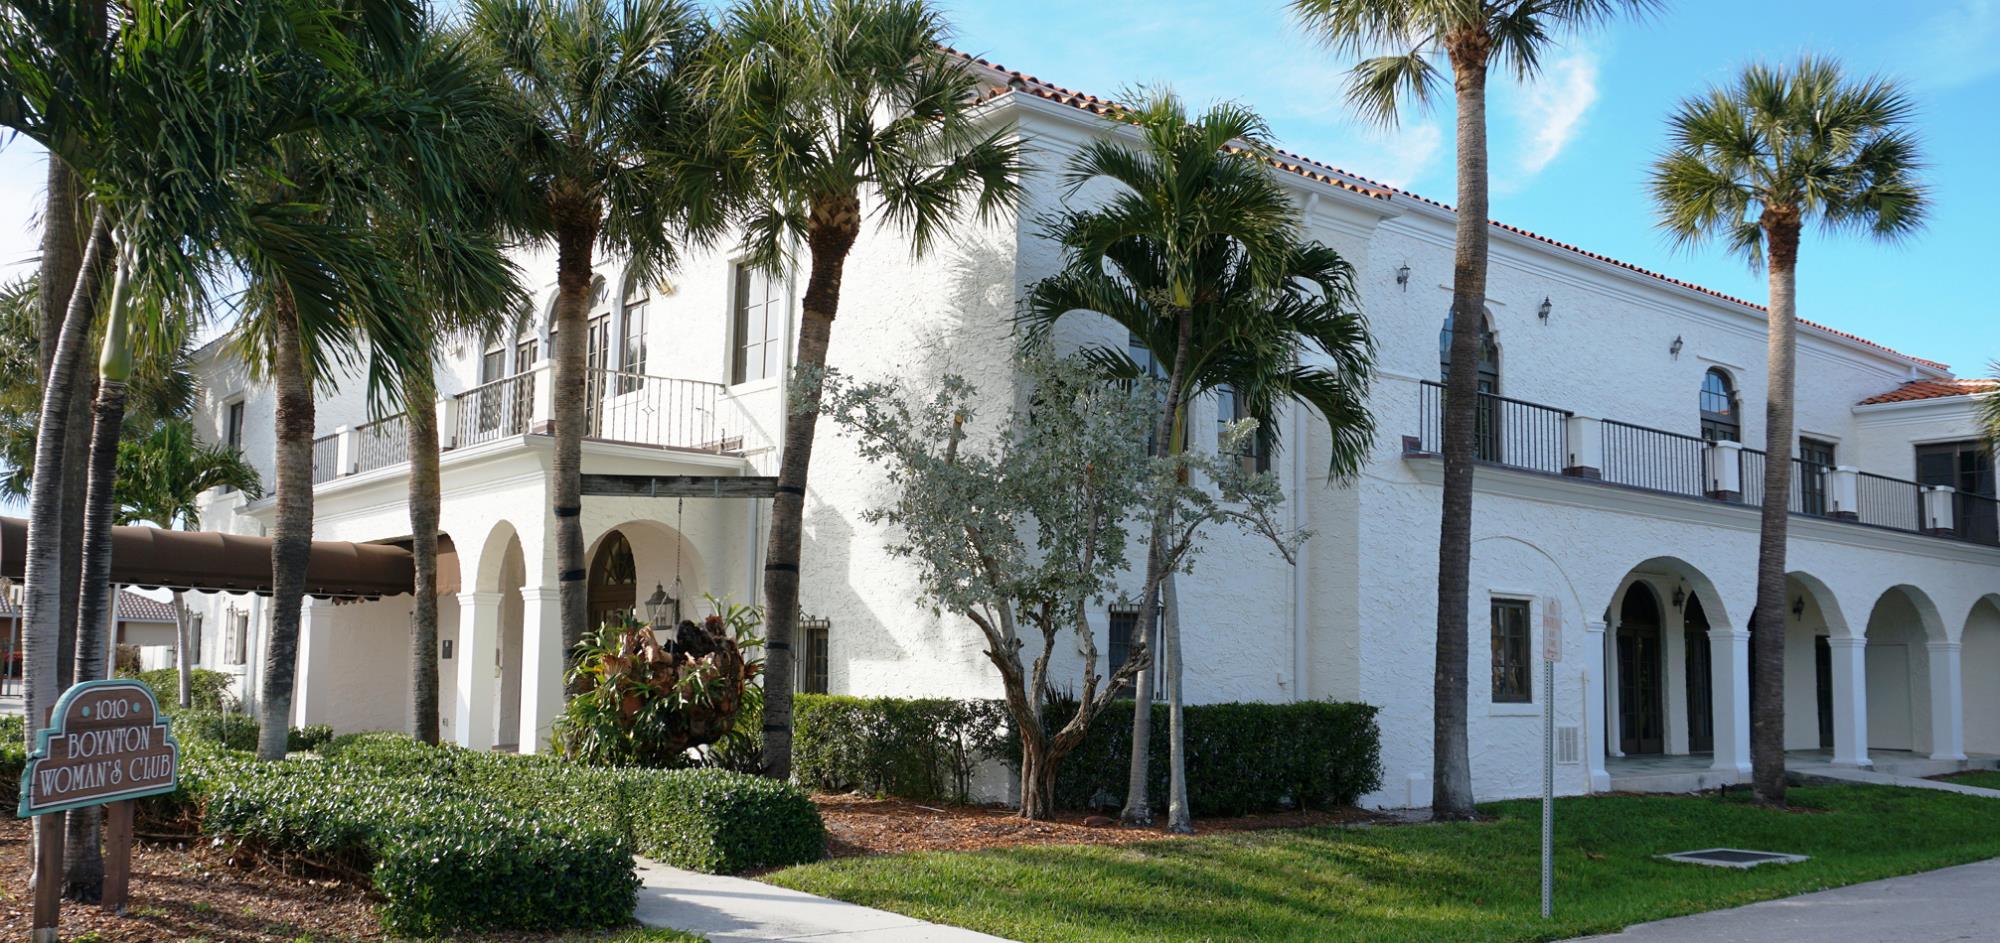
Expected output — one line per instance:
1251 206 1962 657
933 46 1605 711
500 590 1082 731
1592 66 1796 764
1555 725 1581 765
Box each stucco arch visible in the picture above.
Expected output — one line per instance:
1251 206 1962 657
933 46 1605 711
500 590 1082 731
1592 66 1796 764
1606 556 1735 631
585 518 709 623
1862 584 1948 754
1868 584 1949 643
1962 595 2000 756
1786 571 1852 639
472 519 526 594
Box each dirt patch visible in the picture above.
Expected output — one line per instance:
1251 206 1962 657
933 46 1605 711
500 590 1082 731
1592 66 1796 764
811 793 1380 858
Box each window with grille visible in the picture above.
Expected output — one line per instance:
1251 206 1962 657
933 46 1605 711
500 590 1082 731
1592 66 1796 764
731 264 785 385
799 615 830 694
227 611 249 665
1491 598 1531 703
1106 603 1165 699
1799 437 1836 515
1699 368 1740 442
619 278 648 393
221 400 248 493
1215 385 1271 474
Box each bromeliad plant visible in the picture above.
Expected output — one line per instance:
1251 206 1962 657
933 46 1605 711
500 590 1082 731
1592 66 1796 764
552 596 764 767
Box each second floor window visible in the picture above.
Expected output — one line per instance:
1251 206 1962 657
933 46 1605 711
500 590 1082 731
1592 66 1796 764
1215 385 1271 474
731 264 785 385
1799 437 1837 516
225 400 245 450
620 278 649 393
1699 368 1740 442
1491 598 1531 703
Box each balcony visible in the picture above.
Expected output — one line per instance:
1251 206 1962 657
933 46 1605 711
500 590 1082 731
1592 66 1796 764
1410 380 1999 548
310 367 752 486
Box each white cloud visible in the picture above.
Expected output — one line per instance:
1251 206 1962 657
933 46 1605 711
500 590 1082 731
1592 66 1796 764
0 143 48 282
1898 0 2000 89
1508 49 1600 183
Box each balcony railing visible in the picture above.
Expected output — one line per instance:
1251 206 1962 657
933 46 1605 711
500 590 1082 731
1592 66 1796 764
310 434 341 485
586 370 739 453
354 415 408 474
1408 380 1998 548
455 373 535 448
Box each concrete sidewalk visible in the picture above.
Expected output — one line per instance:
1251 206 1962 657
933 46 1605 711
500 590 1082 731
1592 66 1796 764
633 859 1017 943
1572 856 2000 942
1798 763 2000 798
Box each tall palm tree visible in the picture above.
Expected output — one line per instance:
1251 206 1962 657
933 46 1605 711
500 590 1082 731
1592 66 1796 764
464 0 732 693
1651 58 1925 804
1024 91 1374 830
706 0 1023 779
1289 0 1655 819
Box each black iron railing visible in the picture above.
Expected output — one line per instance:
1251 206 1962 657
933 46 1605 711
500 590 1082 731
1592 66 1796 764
354 415 408 474
1601 421 1706 496
310 434 341 485
1416 381 1570 474
1856 472 1922 532
455 373 535 447
1955 491 2000 546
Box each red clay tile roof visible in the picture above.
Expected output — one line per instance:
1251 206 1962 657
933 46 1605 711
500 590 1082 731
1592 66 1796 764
1857 378 1999 406
0 589 174 622
950 47 1954 374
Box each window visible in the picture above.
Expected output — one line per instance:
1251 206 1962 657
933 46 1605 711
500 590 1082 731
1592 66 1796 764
188 614 203 664
799 615 830 694
1699 368 1740 442
1917 440 1998 543
619 278 649 393
1490 598 1531 703
1215 385 1271 474
221 400 247 493
1106 602 1165 699
480 346 506 384
226 610 249 665
730 264 785 385
1439 314 1500 460
1799 437 1837 516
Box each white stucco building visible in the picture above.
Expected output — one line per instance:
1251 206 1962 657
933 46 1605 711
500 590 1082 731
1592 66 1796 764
176 51 1998 807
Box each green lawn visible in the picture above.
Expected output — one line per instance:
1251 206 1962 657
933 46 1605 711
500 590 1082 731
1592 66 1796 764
1942 770 2000 791
765 786 2000 943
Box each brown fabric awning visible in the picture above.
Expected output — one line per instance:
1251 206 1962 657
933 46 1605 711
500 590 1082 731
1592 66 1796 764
0 517 459 600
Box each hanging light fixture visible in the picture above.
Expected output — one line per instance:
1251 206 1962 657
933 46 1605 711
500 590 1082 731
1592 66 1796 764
643 583 676 628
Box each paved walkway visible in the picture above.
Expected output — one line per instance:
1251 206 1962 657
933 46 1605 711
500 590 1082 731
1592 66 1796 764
633 859 1016 943
1572 856 2000 942
1798 764 2000 798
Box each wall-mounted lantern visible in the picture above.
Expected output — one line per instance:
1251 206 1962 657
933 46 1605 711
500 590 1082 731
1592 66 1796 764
1792 596 1806 619
1395 264 1411 290
1537 297 1552 322
1669 335 1684 360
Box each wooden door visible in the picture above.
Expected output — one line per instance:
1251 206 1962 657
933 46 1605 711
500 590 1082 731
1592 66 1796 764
1618 587 1667 755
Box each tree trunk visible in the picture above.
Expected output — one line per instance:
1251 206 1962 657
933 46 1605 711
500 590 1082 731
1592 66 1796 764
759 195 861 781
407 371 442 745
1750 213 1801 805
63 248 133 901
257 286 313 761
1431 40 1493 821
1162 569 1191 833
173 591 192 709
551 214 598 693
1122 308 1194 825
39 156 89 701
1018 714 1051 820
23 212 107 918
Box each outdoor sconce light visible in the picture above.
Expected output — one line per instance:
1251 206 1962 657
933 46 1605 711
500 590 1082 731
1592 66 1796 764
1395 264 1411 290
1538 297 1552 322
644 582 678 627
1669 335 1684 360
1792 596 1805 619
1671 584 1685 610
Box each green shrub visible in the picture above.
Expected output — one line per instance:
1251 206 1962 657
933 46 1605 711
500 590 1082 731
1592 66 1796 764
1 714 25 808
287 723 334 752
124 667 237 710
1042 700 1383 815
631 767 825 874
166 708 261 751
793 694 1008 803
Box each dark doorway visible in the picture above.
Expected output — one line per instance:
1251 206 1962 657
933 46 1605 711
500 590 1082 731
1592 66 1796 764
1684 594 1714 753
1618 584 1667 755
1815 636 1834 749
587 529 638 631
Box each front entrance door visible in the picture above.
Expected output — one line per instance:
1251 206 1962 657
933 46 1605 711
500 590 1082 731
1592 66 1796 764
1618 585 1667 755
1816 636 1835 749
1684 595 1714 753
587 529 638 631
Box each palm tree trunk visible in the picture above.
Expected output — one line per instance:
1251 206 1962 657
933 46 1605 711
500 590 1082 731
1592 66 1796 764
63 249 133 901
1750 214 1800 805
759 195 861 781
257 286 313 761
1431 40 1493 822
22 211 107 917
173 591 192 709
1122 309 1194 826
1162 569 1192 833
551 216 597 692
407 371 442 744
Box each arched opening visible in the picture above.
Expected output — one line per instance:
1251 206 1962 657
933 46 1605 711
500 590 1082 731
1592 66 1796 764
1863 585 1944 755
1776 573 1845 752
1439 312 1500 460
1683 593 1713 753
1604 559 1734 770
1699 368 1740 442
1617 583 1666 755
1964 596 2000 755
586 519 711 633
587 529 639 630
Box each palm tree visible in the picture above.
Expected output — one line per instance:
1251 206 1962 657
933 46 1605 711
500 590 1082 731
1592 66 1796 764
1650 58 1925 804
1023 91 1374 830
1289 0 1655 819
706 0 1023 779
464 0 731 693
113 417 263 706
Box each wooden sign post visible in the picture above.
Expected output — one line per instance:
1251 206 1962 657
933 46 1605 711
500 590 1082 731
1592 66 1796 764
17 678 181 938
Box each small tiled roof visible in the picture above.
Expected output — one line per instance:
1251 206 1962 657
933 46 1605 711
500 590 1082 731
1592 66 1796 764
0 590 176 622
1857 378 1999 406
952 47 1953 373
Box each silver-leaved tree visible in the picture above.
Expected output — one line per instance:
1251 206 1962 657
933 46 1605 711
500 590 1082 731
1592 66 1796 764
820 349 1300 819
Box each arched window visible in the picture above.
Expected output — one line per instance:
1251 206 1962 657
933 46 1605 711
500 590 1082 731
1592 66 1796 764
1699 368 1739 442
1440 313 1500 460
587 530 638 629
619 272 650 391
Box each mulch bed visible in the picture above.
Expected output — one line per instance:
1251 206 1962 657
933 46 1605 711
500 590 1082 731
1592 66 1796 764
812 793 1380 858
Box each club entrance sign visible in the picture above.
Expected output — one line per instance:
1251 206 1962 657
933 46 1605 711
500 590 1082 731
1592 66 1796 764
19 678 180 938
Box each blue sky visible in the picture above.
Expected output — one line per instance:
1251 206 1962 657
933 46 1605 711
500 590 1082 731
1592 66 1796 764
2 0 1993 370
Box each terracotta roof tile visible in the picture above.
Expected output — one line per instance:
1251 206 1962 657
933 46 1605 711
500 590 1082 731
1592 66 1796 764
950 47 1953 373
1857 378 1999 406
0 589 174 622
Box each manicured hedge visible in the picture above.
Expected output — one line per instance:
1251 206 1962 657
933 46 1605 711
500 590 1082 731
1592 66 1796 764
632 767 827 874
1 714 24 808
793 693 1008 803
1044 700 1383 815
165 708 334 754
122 667 238 711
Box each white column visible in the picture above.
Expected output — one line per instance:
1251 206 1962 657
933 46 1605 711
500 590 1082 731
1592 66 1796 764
1603 617 1623 758
1927 640 1966 761
1827 465 1860 520
1828 635 1871 767
436 396 459 450
528 358 557 434
1563 415 1603 478
454 591 501 751
1704 439 1744 500
1922 485 1957 536
333 425 357 477
1583 620 1610 791
292 598 318 728
516 586 564 754
1709 625 1751 776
